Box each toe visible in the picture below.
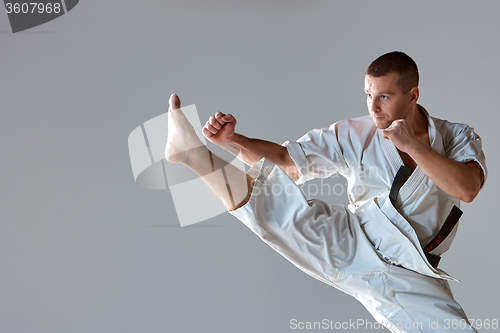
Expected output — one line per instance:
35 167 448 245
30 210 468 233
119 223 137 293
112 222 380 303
169 94 181 109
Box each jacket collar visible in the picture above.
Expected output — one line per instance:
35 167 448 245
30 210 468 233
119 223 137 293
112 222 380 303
418 104 444 155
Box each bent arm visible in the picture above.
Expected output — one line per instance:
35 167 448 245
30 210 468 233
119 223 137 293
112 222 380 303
202 112 300 180
407 143 484 203
383 118 484 203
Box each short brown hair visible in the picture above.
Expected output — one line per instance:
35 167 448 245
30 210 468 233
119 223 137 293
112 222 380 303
366 51 419 92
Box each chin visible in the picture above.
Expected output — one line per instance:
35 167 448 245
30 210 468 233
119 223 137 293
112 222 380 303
372 118 390 129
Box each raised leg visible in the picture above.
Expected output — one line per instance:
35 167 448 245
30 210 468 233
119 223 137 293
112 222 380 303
165 94 253 210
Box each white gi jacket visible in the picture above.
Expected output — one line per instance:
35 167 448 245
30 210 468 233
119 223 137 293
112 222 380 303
283 105 487 281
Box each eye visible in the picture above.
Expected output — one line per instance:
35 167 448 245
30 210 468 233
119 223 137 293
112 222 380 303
381 95 388 100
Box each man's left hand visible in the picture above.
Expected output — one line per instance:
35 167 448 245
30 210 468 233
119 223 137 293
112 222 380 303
382 119 419 152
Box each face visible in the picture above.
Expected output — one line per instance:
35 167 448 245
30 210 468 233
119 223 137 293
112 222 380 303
364 72 416 129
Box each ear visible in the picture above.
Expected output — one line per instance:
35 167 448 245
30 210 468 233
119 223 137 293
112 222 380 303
409 87 419 104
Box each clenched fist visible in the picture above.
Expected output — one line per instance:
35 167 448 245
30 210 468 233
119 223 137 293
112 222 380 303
382 119 418 153
202 112 237 143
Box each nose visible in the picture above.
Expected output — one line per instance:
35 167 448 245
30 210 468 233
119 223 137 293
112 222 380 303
368 99 380 113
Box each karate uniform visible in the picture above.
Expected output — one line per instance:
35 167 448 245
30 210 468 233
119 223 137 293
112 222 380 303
229 105 486 333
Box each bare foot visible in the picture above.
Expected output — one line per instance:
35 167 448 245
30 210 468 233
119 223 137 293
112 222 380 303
165 94 205 164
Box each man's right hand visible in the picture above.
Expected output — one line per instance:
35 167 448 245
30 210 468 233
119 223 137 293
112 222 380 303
202 112 237 143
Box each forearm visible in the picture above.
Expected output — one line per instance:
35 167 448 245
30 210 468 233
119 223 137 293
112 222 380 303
218 133 299 177
202 112 299 179
227 133 287 165
407 143 483 202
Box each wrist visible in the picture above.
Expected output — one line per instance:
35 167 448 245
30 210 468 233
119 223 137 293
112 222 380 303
228 133 243 145
406 140 429 158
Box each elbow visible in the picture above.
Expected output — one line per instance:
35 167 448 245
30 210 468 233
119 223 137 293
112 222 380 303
279 148 300 182
288 172 301 183
460 194 475 203
283 163 301 182
459 161 485 203
459 187 481 203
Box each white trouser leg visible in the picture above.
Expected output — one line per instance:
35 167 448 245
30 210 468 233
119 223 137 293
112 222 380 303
229 159 476 332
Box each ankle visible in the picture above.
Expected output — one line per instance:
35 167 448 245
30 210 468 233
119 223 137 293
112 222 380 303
183 145 211 167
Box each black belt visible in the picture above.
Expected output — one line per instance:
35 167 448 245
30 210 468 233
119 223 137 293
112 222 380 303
389 166 462 268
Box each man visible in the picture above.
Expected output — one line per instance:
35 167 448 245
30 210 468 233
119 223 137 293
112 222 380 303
165 51 486 332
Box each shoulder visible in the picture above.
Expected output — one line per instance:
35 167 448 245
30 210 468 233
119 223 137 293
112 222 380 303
432 116 478 146
330 115 377 145
432 116 486 165
331 115 375 135
432 116 472 136
298 115 376 147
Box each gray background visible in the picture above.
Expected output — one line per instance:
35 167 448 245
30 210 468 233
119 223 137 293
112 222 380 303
1 1 499 332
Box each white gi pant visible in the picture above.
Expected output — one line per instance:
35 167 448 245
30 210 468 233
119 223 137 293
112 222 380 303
229 158 478 333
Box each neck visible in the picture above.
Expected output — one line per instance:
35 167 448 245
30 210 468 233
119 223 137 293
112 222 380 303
407 104 428 136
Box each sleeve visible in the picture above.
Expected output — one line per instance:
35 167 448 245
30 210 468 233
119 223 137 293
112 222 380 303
445 125 488 184
282 123 348 185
